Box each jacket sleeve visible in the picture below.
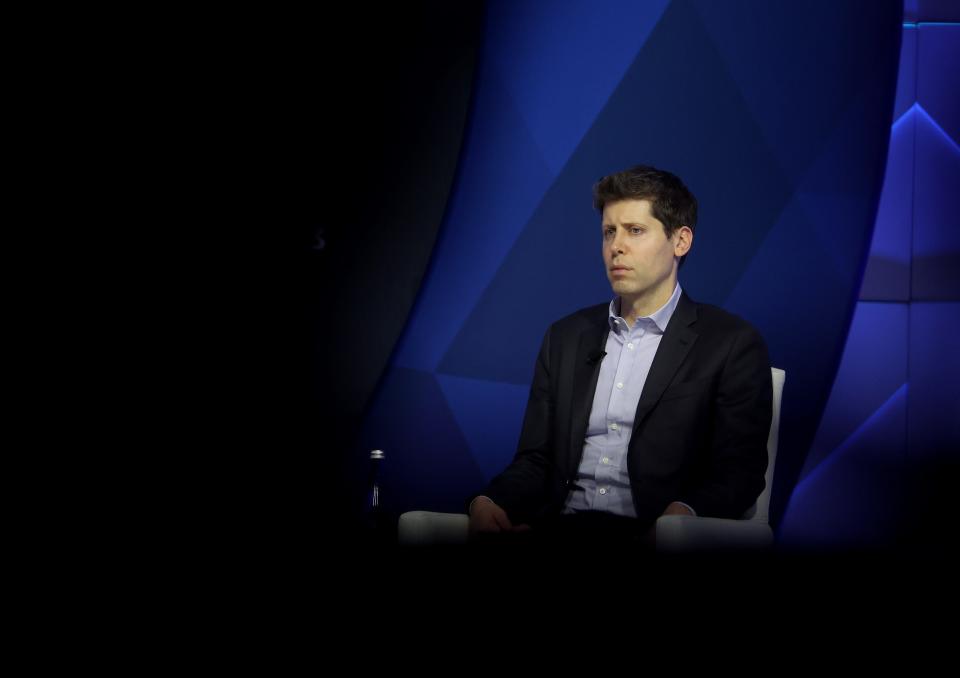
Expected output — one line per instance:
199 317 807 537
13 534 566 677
465 326 557 522
677 324 773 519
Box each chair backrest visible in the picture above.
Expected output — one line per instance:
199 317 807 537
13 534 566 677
740 367 784 524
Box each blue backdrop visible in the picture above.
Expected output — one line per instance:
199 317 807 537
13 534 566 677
350 0 957 550
779 15 959 550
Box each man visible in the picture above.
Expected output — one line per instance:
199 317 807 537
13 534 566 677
467 165 773 548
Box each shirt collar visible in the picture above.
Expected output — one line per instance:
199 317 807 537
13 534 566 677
608 282 682 334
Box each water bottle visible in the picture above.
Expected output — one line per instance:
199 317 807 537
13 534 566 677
364 449 393 544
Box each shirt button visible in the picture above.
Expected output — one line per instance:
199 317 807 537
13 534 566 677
616 382 624 389
627 343 634 350
601 457 610 464
599 488 607 495
610 423 618 431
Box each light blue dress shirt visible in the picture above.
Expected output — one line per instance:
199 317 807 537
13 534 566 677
562 282 696 517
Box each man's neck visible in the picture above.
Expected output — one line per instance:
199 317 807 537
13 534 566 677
620 278 678 324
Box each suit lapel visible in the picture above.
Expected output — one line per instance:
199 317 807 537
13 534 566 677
631 291 699 434
562 292 700 474
567 312 609 473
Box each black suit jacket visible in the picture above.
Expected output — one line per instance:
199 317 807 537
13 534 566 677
468 291 773 529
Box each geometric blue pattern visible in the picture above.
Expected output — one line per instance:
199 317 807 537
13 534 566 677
486 0 670 175
796 303 909 483
908 302 960 462
779 384 909 551
780 20 960 550
361 1 903 524
913 102 960 298
917 21 960 143
434 373 529 481
860 105 915 300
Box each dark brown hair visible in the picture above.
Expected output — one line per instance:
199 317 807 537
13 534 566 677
592 165 698 266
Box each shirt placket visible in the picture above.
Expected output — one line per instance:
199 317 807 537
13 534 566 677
598 320 640 509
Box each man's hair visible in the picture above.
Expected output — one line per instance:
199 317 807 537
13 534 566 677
592 165 698 267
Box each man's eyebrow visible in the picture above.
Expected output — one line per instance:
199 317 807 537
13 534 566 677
601 221 651 229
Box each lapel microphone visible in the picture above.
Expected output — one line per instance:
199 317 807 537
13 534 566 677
587 350 607 365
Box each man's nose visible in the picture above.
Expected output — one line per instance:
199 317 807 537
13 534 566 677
610 229 625 254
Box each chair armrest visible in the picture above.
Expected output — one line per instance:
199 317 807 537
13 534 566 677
398 511 470 545
398 510 774 551
655 515 773 553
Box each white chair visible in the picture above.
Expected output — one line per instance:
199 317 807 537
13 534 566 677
399 367 785 552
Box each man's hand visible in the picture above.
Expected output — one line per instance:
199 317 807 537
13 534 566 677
661 501 695 517
643 502 695 549
468 497 532 539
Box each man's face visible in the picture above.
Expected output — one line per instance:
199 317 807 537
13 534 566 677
601 198 687 303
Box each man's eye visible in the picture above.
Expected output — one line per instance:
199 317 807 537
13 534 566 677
631 227 643 234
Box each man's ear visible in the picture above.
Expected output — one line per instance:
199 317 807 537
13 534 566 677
674 226 693 257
